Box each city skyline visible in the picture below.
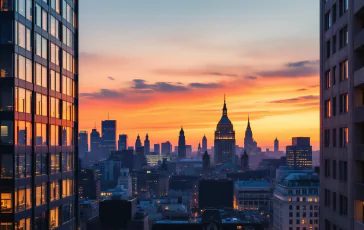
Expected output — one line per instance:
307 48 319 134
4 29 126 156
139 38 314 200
78 0 320 150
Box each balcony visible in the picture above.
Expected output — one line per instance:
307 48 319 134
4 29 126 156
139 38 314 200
354 0 364 17
354 66 364 87
354 28 364 51
354 106 364 123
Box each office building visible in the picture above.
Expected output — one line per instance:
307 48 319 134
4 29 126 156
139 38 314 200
154 143 160 154
112 150 134 171
198 179 234 209
79 169 100 201
235 180 272 212
118 134 127 151
178 128 186 158
79 131 88 159
118 168 132 198
144 133 150 155
320 1 364 229
214 96 236 165
161 141 172 154
202 134 207 153
286 137 312 169
274 137 279 152
146 154 170 167
241 150 249 171
202 151 210 172
273 172 320 230
95 158 122 189
90 128 102 155
0 1 79 229
101 120 117 153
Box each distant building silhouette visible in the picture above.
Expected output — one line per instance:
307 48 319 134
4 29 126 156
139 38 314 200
241 150 249 171
102 120 117 153
214 96 236 165
244 115 261 154
90 128 102 155
144 134 150 155
202 134 207 153
197 143 202 158
154 143 160 154
135 134 142 151
118 134 128 151
161 141 172 154
178 127 186 158
274 137 279 152
202 151 210 172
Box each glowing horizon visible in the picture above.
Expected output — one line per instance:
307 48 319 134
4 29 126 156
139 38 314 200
79 0 320 151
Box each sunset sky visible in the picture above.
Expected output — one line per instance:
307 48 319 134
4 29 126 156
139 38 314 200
79 0 320 150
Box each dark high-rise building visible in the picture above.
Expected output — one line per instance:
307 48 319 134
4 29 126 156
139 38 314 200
286 137 312 169
202 151 210 172
79 169 100 201
118 134 128 151
274 137 279 152
320 1 364 229
244 116 256 154
241 150 249 171
202 134 207 153
199 179 234 209
144 133 150 155
90 128 102 154
79 131 89 158
161 141 172 154
102 120 117 153
214 96 236 165
178 127 186 158
0 1 79 228
135 134 142 151
154 143 160 154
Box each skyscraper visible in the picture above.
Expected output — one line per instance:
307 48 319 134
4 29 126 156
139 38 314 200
202 151 210 172
274 137 279 152
320 1 364 229
214 96 236 165
144 134 150 155
244 116 260 154
161 141 172 154
101 120 117 153
91 128 102 154
0 0 79 228
241 150 249 171
79 131 89 157
118 134 128 151
286 137 312 169
202 134 207 153
135 134 142 151
178 127 186 158
154 143 160 154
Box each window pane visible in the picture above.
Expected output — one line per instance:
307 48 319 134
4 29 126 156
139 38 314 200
42 10 47 31
25 58 32 83
18 55 25 80
26 0 32 21
26 28 31 51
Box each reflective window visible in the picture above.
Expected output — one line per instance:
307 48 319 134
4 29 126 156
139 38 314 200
62 101 74 121
50 152 60 173
35 183 47 206
62 25 73 48
35 63 47 87
15 186 32 212
35 123 47 146
62 75 73 96
50 97 60 118
35 93 47 116
50 0 60 13
35 153 47 176
15 152 25 178
35 4 41 27
35 34 47 59
62 51 73 72
62 152 73 172
1 193 12 213
0 153 13 179
42 9 47 31
50 207 59 229
0 120 13 145
62 179 73 197
15 218 31 230
50 43 60 65
50 70 61 92
50 180 60 201
15 120 31 146
62 126 73 146
50 16 60 39
50 125 59 146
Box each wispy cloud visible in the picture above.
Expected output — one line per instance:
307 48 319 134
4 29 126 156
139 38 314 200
257 60 319 78
269 95 319 104
108 76 115 81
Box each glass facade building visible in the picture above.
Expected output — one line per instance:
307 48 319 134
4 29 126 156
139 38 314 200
0 0 79 229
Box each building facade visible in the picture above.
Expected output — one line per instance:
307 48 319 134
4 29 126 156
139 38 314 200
118 134 127 151
320 1 364 229
235 181 272 212
90 128 102 154
214 97 236 165
286 137 313 170
154 143 160 154
101 120 116 153
79 130 88 158
0 0 79 229
273 172 320 230
144 134 150 155
161 141 171 155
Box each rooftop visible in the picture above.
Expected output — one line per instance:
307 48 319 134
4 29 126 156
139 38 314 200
235 180 270 188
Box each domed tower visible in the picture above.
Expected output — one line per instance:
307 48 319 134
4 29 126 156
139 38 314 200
178 127 186 159
214 95 236 165
202 151 210 172
241 150 249 171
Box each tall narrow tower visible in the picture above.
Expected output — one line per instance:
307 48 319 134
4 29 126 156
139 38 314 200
244 115 254 154
202 134 207 153
135 134 142 151
241 150 249 171
274 137 279 152
144 134 150 155
178 127 186 159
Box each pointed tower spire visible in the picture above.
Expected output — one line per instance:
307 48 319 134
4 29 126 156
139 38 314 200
222 95 227 116
247 114 251 128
